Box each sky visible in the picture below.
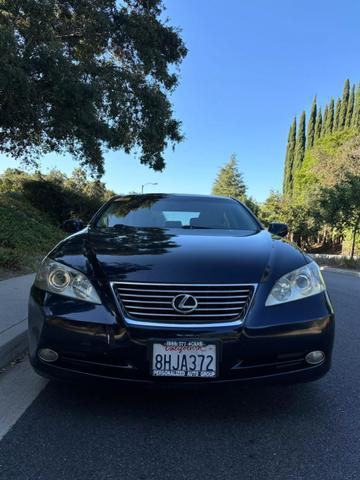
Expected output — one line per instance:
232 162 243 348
1 0 360 201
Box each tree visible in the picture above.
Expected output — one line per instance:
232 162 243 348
293 111 306 170
259 190 321 248
339 79 350 128
320 174 360 258
322 105 329 135
334 98 342 130
0 168 32 193
243 196 260 216
315 107 322 140
346 84 355 127
324 98 335 135
283 118 296 195
307 97 317 148
0 0 187 176
212 155 247 199
312 135 360 187
352 83 360 128
259 191 286 226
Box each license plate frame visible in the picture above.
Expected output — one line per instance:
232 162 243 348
150 339 219 378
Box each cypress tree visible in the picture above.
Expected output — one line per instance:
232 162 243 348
322 105 329 135
315 107 322 140
293 111 306 171
334 98 342 130
283 117 297 195
352 83 360 129
327 98 335 134
339 79 350 128
346 84 355 127
307 96 317 148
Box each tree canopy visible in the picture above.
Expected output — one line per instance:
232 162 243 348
0 0 187 176
211 155 247 200
277 78 360 257
320 174 360 258
283 117 296 195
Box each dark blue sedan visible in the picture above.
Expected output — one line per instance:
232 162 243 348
28 194 334 384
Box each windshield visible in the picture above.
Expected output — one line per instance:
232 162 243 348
94 195 260 232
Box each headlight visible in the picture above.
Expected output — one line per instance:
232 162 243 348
265 261 326 306
35 258 101 304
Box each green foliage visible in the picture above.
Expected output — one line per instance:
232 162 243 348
334 98 342 130
342 228 360 256
0 0 187 176
285 196 322 248
258 191 286 227
292 149 318 200
312 127 357 155
307 97 317 148
212 155 247 199
0 168 116 222
281 79 360 255
243 196 260 217
320 174 360 258
260 191 322 249
0 192 64 271
352 83 360 128
339 79 350 129
346 84 355 127
315 107 322 140
283 118 296 195
293 128 357 199
293 111 306 171
324 98 334 135
323 105 329 134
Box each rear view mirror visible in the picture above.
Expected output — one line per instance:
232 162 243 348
268 222 288 237
62 218 85 233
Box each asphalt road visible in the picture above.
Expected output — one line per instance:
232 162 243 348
0 271 359 480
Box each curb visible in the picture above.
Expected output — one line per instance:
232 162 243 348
320 266 360 278
0 319 28 370
0 273 34 370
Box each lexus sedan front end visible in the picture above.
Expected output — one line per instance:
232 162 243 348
28 194 334 385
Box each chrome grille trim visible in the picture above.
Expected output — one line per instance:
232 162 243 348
118 293 249 299
123 299 248 305
127 305 245 311
116 288 251 293
110 282 257 328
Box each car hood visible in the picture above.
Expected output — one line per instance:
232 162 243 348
50 227 308 284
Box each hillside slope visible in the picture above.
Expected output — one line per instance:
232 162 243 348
0 193 64 273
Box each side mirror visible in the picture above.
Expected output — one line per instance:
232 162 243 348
268 222 288 237
62 218 85 233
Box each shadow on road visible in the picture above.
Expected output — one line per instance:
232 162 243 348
46 378 329 423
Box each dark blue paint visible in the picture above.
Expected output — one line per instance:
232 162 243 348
28 194 334 385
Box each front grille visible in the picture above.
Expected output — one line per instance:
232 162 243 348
112 282 256 324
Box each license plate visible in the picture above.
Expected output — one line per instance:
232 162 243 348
151 340 217 378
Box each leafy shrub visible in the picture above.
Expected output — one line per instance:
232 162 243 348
0 193 64 271
0 168 115 224
22 178 102 223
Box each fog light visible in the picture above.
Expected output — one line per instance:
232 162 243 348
38 348 58 363
305 350 325 365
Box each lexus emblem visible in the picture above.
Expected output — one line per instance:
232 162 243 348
172 294 198 314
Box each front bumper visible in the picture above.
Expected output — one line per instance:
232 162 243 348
28 285 335 386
